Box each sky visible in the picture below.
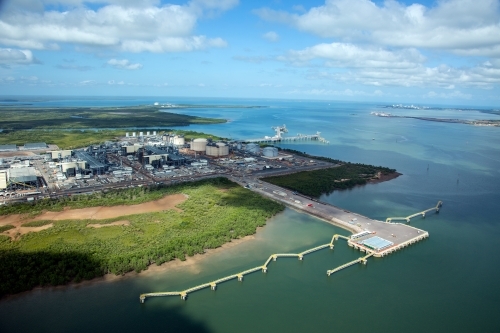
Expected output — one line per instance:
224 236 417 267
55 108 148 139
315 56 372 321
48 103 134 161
0 0 499 105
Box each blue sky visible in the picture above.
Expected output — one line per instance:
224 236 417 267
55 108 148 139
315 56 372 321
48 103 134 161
0 0 499 105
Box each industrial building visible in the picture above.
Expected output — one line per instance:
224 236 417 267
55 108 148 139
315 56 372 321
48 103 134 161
0 170 7 190
1 167 40 190
121 144 143 156
139 145 187 168
57 160 87 178
49 150 72 160
24 142 47 150
73 150 107 175
0 145 17 152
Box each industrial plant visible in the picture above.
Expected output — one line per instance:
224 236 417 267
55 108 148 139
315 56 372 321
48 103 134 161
0 126 325 202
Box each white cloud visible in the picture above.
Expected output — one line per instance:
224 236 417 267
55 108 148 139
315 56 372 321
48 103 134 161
189 0 239 11
278 42 500 89
0 48 38 66
107 58 143 70
285 88 385 97
423 90 472 99
263 31 279 42
0 1 231 53
280 43 425 69
255 0 500 55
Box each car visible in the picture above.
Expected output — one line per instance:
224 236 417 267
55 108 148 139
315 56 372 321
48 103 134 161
307 203 313 207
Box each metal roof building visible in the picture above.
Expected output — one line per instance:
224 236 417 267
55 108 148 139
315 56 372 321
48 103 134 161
74 151 106 175
360 236 394 251
9 167 37 183
0 144 17 152
24 142 47 150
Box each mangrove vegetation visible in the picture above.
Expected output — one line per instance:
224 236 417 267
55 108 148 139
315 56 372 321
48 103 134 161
263 158 397 198
0 178 284 296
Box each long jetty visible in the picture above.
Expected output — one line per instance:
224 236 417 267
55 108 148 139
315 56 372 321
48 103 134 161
385 201 442 223
140 202 442 303
140 236 343 303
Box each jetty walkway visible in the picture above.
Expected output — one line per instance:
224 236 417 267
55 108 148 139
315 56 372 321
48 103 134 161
140 176 443 303
386 201 443 223
140 234 347 303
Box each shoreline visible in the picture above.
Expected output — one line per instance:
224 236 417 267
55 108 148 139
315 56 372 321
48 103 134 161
0 172 401 299
1 232 259 301
369 171 402 184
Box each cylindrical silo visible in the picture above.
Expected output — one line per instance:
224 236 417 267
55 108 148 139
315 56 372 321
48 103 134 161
206 144 218 156
216 142 229 156
246 143 260 154
173 135 185 146
262 147 279 157
191 138 208 152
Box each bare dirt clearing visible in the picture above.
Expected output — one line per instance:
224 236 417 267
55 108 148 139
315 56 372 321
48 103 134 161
33 193 186 221
3 224 54 239
0 193 187 239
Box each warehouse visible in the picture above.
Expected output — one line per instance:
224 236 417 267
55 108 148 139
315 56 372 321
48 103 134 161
24 142 47 150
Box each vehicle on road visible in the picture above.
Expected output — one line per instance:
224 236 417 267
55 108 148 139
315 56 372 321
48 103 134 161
307 203 313 207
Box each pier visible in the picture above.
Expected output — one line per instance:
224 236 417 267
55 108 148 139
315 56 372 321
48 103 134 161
385 201 442 223
245 125 329 144
140 179 442 303
327 252 374 276
140 239 338 303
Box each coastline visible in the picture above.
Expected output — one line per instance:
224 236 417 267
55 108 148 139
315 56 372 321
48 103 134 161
1 172 401 299
370 171 402 184
1 232 259 300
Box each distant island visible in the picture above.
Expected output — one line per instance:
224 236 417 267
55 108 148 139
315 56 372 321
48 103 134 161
371 111 500 127
0 105 226 131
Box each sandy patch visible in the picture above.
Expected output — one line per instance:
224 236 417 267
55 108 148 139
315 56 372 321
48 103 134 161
0 214 28 227
34 193 187 221
87 220 130 228
0 151 35 158
0 193 187 239
369 172 402 184
3 223 54 240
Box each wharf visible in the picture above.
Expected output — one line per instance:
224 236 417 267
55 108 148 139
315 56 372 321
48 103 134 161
139 176 441 303
248 179 437 258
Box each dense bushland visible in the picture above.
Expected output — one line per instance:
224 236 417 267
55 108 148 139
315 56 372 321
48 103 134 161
263 163 397 197
0 178 284 296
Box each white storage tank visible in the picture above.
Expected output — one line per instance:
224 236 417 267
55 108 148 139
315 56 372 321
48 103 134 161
206 144 219 156
173 135 185 146
191 138 208 152
246 143 260 154
262 147 279 157
216 142 229 156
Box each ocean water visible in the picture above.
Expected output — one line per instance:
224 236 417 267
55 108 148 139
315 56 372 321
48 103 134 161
1 98 499 332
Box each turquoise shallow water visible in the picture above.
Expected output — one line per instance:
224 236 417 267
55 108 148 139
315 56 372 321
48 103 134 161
1 98 499 332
